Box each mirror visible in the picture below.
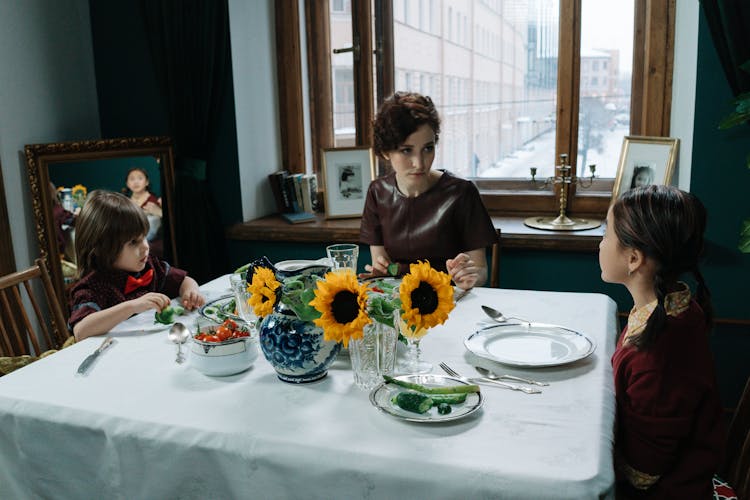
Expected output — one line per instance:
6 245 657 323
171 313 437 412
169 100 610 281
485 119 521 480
25 136 177 311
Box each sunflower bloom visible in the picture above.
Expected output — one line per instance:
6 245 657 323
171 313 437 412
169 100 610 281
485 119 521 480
248 267 281 317
399 261 455 331
310 270 371 348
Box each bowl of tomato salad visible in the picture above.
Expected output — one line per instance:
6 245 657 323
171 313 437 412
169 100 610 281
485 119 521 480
189 318 258 376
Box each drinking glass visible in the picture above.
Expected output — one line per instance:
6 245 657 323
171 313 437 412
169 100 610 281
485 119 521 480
326 243 359 273
229 272 258 335
396 311 432 374
349 320 398 390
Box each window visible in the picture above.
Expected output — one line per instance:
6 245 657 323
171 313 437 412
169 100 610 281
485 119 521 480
278 0 674 218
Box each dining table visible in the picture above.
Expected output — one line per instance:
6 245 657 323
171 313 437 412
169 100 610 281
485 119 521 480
0 274 618 499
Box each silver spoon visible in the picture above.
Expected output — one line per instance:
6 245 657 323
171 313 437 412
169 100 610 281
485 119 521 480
475 366 549 386
168 322 190 364
481 305 529 324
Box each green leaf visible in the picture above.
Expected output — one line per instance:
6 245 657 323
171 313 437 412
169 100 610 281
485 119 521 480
718 111 750 129
739 219 750 254
367 294 401 327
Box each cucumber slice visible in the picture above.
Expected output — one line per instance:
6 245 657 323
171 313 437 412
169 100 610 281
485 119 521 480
383 375 480 395
391 392 433 414
429 393 467 405
437 402 452 415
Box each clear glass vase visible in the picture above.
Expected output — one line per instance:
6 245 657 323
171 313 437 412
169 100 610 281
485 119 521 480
348 321 398 390
396 311 432 374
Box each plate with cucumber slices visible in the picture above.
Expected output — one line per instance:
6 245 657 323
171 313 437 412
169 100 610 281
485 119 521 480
199 295 243 324
369 374 483 423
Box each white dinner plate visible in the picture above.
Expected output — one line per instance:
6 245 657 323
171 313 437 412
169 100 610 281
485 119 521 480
369 374 483 423
464 323 596 368
109 305 188 334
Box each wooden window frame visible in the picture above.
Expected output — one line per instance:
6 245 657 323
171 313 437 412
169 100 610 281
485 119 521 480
277 0 674 220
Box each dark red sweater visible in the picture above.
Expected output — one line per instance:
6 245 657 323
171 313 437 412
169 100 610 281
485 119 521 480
611 300 724 499
68 255 186 330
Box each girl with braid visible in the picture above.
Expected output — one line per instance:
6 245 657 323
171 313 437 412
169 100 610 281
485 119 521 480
599 185 723 498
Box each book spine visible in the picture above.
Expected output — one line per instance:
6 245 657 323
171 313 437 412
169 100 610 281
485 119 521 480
308 174 319 212
268 172 286 213
293 174 305 213
301 175 313 213
284 176 300 213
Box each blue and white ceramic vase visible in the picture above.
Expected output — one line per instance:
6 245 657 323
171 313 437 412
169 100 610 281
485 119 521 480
259 307 341 383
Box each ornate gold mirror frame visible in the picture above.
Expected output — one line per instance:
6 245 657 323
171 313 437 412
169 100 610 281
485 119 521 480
25 136 177 312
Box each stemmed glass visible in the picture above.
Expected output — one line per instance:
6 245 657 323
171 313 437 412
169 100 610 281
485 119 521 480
396 310 432 374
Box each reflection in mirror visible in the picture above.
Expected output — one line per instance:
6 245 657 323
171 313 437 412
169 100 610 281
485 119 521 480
25 137 177 313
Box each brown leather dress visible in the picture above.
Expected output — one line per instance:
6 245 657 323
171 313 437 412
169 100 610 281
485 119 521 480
359 171 498 273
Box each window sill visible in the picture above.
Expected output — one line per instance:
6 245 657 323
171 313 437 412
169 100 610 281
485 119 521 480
226 213 604 252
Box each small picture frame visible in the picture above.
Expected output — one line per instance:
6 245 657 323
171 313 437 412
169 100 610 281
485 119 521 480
611 136 680 201
321 147 375 219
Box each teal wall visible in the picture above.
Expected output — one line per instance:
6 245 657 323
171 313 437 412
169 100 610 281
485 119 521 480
49 156 162 198
92 5 748 408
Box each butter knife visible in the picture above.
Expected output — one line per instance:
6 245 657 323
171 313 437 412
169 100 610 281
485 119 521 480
468 377 542 394
77 337 114 374
454 288 472 302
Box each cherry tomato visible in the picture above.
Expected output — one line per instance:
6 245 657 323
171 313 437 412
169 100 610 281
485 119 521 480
223 319 238 330
215 326 232 341
204 335 221 343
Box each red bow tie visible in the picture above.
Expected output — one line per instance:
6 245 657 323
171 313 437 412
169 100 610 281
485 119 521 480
124 268 154 295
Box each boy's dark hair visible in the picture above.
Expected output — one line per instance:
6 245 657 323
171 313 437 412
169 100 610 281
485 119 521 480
372 91 441 158
612 185 712 348
75 190 149 278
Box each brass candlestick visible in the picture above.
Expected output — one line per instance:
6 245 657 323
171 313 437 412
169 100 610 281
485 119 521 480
524 154 602 231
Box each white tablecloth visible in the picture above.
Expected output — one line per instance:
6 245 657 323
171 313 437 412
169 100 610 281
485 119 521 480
0 276 617 499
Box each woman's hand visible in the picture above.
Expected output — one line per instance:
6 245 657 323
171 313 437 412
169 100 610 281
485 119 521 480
142 201 162 218
360 245 393 279
446 250 487 290
179 277 205 310
364 255 392 276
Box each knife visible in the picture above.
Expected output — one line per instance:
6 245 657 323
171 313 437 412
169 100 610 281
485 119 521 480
454 288 472 302
77 337 114 374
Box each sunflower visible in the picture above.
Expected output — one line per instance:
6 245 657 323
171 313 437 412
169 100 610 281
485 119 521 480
310 270 371 347
71 184 87 196
248 267 281 317
399 261 455 331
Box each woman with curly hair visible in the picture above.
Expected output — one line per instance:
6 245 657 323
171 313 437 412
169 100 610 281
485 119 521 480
359 92 498 290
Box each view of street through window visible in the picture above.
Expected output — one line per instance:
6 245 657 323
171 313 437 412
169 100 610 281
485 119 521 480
330 0 633 179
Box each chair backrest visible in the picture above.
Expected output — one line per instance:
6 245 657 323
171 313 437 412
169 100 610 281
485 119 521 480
0 258 70 356
490 229 502 288
724 376 750 499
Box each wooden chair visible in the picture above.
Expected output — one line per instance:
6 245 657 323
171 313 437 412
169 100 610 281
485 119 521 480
720 375 750 499
490 229 502 288
0 258 70 358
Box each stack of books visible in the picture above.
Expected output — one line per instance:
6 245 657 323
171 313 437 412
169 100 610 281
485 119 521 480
268 170 319 224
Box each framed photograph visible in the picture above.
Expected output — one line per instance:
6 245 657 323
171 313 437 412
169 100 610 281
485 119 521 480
611 136 680 201
321 146 375 219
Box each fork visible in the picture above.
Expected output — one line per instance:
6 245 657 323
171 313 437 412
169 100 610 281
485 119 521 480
439 362 542 394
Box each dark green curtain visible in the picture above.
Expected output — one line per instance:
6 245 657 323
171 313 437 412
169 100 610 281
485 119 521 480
140 0 230 283
701 1 750 95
